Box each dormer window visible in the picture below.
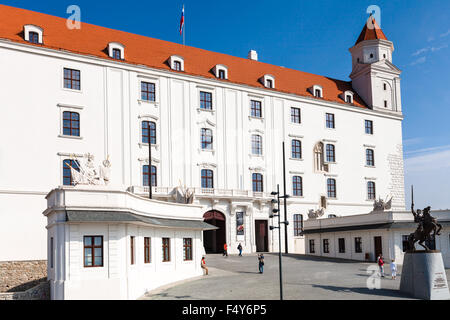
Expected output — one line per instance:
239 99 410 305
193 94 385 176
23 25 43 44
169 55 184 71
342 91 354 104
213 64 228 80
262 74 275 89
311 85 323 98
108 42 125 60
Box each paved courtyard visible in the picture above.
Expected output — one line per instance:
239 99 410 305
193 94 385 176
141 253 450 300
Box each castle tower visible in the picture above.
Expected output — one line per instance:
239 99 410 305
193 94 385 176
349 16 402 113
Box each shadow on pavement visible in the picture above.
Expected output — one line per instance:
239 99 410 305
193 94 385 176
310 284 410 298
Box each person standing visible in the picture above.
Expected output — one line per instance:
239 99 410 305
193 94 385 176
237 243 243 257
223 243 228 257
201 256 208 275
377 254 385 277
258 254 264 274
390 259 397 280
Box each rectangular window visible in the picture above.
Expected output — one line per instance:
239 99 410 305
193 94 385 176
366 149 375 167
63 159 80 186
384 100 388 108
251 135 262 155
63 111 80 137
29 31 39 44
113 48 121 60
327 179 337 198
326 144 335 163
355 237 362 253
201 128 213 149
326 113 335 129
144 237 151 263
338 238 345 253
143 165 157 187
50 237 54 269
201 169 214 189
291 107 301 124
130 236 135 265
200 91 213 110
323 239 329 253
365 120 373 135
84 236 103 267
367 182 376 200
174 61 182 71
266 79 273 88
63 68 81 90
142 121 156 145
292 140 302 159
250 100 262 118
141 82 156 102
183 238 193 261
309 240 315 253
218 69 226 79
292 176 303 197
252 173 263 192
293 214 303 236
162 238 170 262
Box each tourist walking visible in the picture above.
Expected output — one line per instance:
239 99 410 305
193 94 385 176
258 254 265 274
237 243 243 256
390 259 397 280
377 254 385 277
201 256 208 275
223 243 228 257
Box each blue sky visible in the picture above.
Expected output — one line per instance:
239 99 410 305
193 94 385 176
3 0 449 209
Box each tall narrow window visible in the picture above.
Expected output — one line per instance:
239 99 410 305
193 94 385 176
252 173 263 192
183 238 193 261
292 140 302 159
130 236 135 265
142 121 156 144
323 239 329 253
315 89 322 98
291 107 301 124
251 135 262 155
293 176 303 197
326 113 335 129
346 95 352 103
384 100 388 108
326 144 335 163
200 91 213 110
309 240 315 253
112 48 121 60
50 237 54 269
293 214 303 237
365 120 373 135
266 79 273 88
143 165 157 187
327 178 337 198
366 149 375 167
355 237 362 253
63 159 80 186
162 238 170 262
338 238 345 253
63 68 80 90
218 69 226 79
141 82 156 102
63 111 80 137
174 61 182 71
144 237 151 264
84 236 103 267
250 100 262 118
201 128 213 150
201 169 214 189
367 181 376 200
28 31 39 44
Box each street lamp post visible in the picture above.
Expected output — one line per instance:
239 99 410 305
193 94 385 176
270 184 289 300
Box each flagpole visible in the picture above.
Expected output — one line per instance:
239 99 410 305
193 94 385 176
183 5 185 46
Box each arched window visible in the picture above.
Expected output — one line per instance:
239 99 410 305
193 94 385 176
367 181 376 200
251 135 262 155
143 165 157 187
326 144 336 163
252 173 263 192
63 159 80 186
293 176 303 196
201 128 213 149
292 140 302 159
366 149 375 167
142 121 156 144
63 111 80 137
327 178 336 198
201 169 214 189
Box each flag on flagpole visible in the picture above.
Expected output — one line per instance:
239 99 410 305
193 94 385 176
179 5 185 35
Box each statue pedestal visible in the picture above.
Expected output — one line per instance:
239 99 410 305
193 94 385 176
400 251 450 300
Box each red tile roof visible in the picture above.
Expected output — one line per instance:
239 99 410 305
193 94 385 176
355 16 388 45
0 4 368 109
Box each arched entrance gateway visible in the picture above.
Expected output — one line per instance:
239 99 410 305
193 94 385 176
203 210 226 253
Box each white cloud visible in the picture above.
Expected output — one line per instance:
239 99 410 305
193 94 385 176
440 29 450 38
431 44 448 52
403 137 424 147
412 48 429 56
404 144 450 157
404 147 450 172
410 56 426 66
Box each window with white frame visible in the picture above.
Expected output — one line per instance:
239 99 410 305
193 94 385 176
201 128 213 150
250 100 262 118
141 82 156 102
23 25 43 44
169 55 184 71
367 181 376 200
366 149 375 167
312 85 323 98
262 75 275 89
293 176 303 197
292 140 302 159
214 64 228 79
251 134 263 155
108 42 125 60
291 107 301 124
200 91 213 110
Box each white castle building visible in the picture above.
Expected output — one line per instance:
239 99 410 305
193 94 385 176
0 5 406 265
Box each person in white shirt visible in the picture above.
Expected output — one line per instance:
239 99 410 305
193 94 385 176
390 259 397 280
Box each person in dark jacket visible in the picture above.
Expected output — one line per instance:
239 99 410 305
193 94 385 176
237 243 243 256
258 254 265 273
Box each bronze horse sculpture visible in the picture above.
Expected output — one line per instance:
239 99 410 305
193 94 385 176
408 206 442 251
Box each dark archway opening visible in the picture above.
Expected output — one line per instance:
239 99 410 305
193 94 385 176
203 210 226 254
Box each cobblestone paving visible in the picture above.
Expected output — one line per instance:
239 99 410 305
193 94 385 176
142 253 450 300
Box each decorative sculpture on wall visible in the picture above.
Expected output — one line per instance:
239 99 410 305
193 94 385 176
172 181 194 204
372 196 393 212
308 208 325 219
68 153 111 186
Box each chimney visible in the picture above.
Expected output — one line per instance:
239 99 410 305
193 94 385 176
248 50 258 61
